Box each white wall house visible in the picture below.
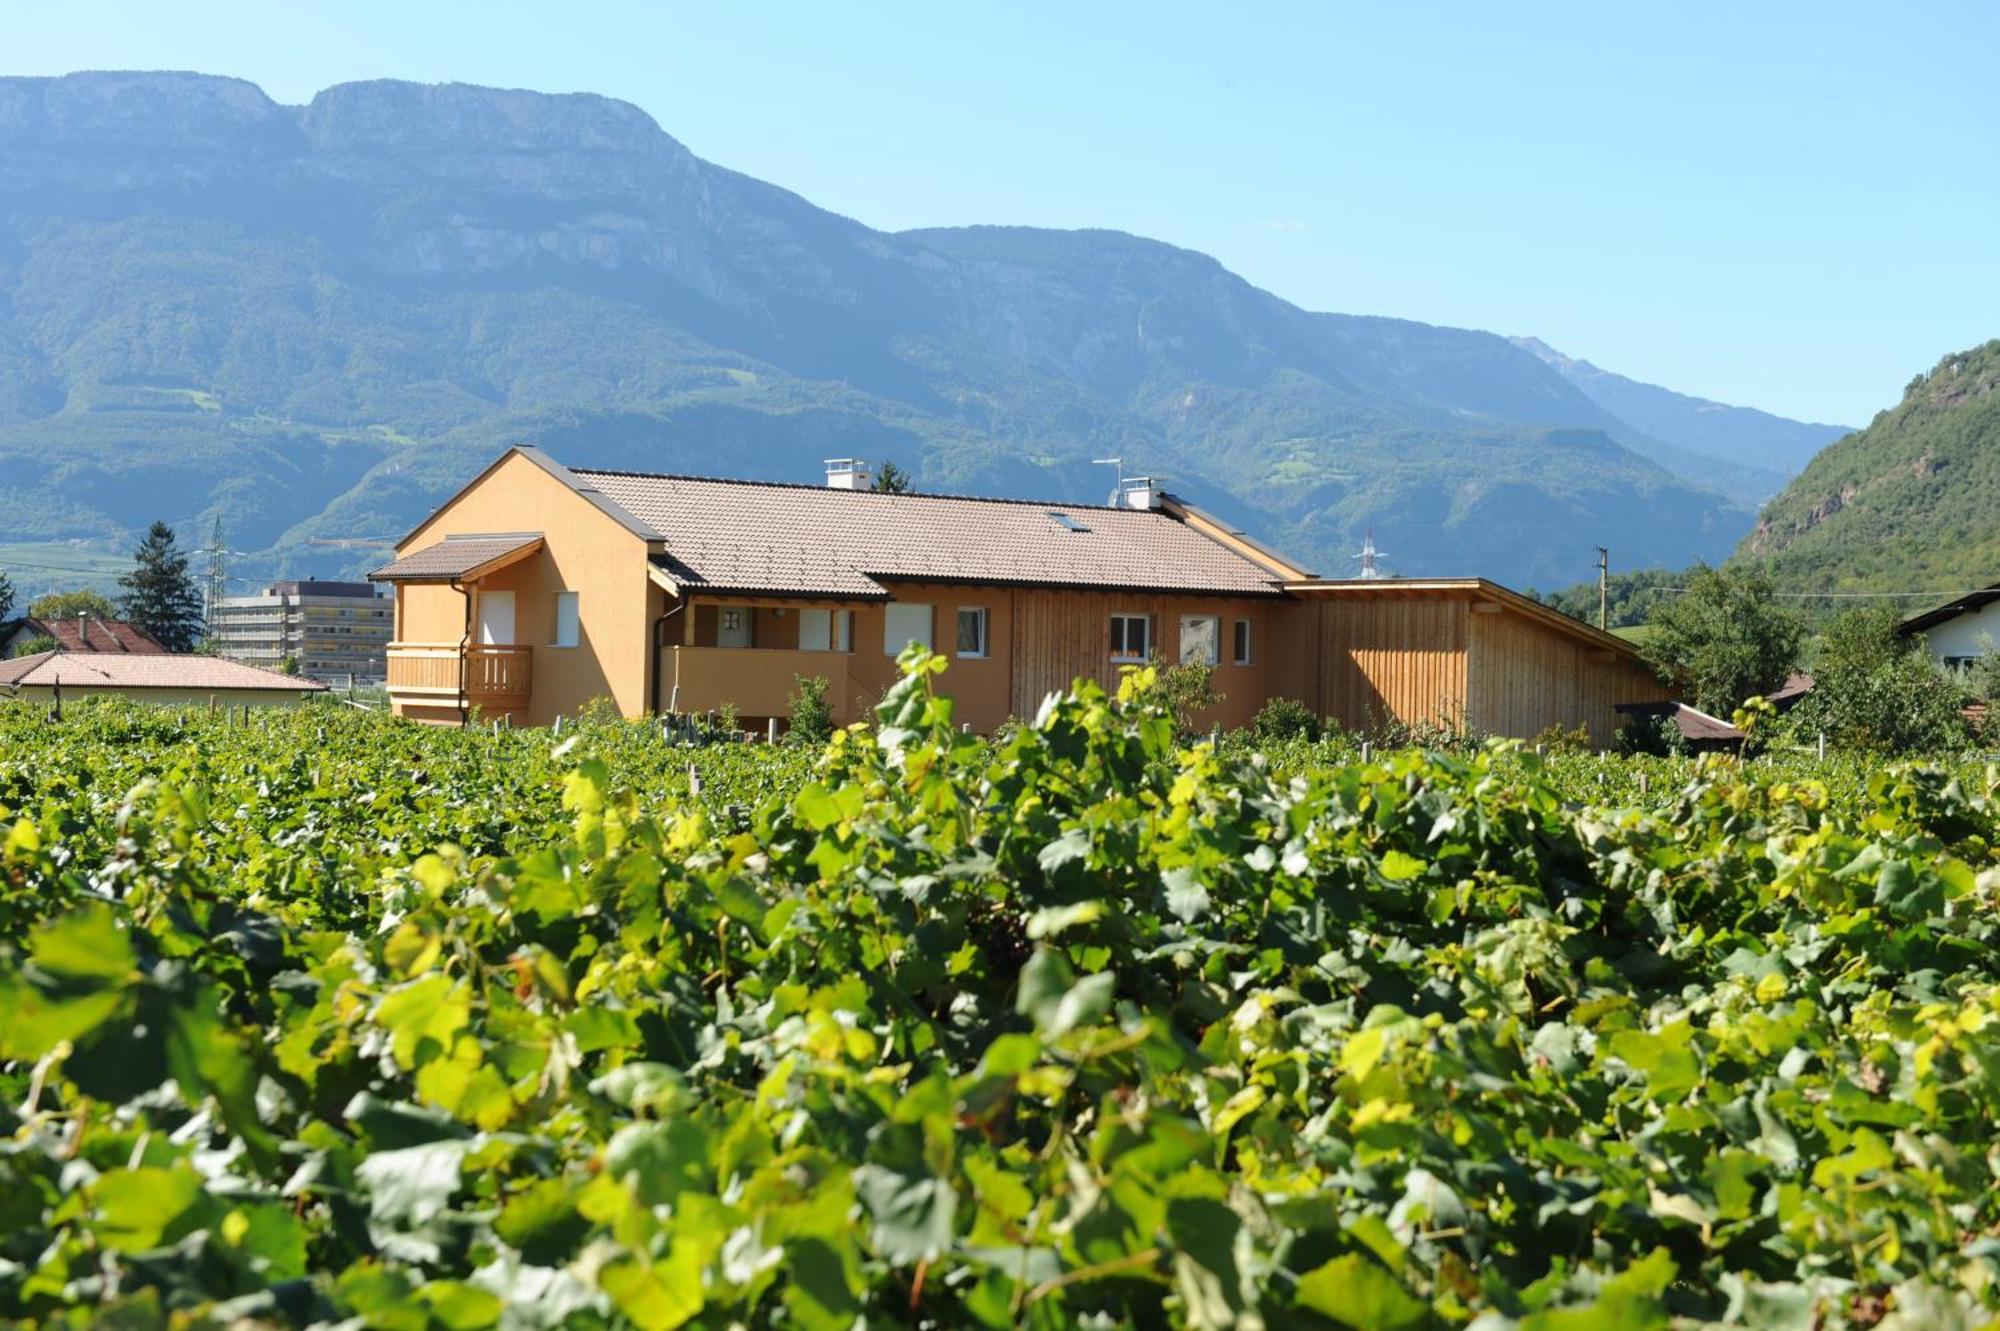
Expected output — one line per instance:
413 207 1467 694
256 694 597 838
1902 585 2000 669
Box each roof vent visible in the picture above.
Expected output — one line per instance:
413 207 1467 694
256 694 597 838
1117 476 1162 510
824 458 873 490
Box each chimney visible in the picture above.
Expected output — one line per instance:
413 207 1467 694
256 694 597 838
78 613 87 650
1117 476 1162 510
823 458 873 490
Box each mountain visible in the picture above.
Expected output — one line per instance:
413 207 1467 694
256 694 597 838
0 71 1774 590
1512 336 1849 504
1738 339 2000 590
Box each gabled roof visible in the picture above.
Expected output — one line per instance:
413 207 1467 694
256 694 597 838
1900 582 2000 636
0 651 327 692
371 534 544 583
0 616 166 654
575 468 1292 599
1284 577 1652 664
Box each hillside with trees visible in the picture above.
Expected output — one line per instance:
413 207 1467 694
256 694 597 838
1738 340 2000 591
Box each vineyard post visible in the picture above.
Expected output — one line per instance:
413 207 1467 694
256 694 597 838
1818 731 1826 761
767 717 778 744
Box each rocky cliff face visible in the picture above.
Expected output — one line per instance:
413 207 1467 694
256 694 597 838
0 71 1764 588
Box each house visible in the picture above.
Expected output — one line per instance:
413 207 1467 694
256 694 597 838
209 580 393 683
0 651 328 708
1899 584 2000 670
0 614 165 657
371 447 1670 741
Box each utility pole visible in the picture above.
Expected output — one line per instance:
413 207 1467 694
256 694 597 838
203 516 227 645
1595 546 1609 631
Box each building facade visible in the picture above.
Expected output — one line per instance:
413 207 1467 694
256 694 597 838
371 448 1671 741
210 580 392 684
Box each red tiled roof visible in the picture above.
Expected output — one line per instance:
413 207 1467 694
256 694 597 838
575 470 1289 598
1 617 166 653
0 652 327 692
371 533 544 582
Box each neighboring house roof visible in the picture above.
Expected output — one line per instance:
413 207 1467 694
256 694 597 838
1767 673 1815 709
1614 698 1746 746
0 617 166 654
572 467 1291 598
371 534 545 583
1900 582 2000 636
0 651 327 693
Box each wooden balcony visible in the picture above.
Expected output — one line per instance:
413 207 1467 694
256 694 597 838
667 646 850 722
386 643 533 717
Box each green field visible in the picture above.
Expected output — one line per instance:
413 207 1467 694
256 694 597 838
0 541 135 602
4 663 2000 1327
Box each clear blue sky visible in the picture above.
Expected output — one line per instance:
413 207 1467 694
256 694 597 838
9 1 1996 425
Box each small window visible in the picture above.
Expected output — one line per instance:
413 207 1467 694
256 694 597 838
1049 511 1091 533
553 592 580 648
884 602 933 655
1179 615 1220 666
1110 613 1150 662
956 607 989 658
1232 618 1253 665
721 609 743 631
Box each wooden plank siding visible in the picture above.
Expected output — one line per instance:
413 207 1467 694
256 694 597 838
1269 595 1471 733
1466 606 1670 746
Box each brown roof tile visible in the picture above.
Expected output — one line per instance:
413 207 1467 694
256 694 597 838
0 652 327 692
371 533 544 582
577 470 1287 598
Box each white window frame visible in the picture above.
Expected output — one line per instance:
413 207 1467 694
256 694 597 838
956 606 989 659
884 602 934 655
1179 614 1220 667
1110 612 1151 663
552 591 580 649
1232 618 1253 666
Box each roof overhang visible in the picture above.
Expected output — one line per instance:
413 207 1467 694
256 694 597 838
1283 577 1652 664
1899 583 2000 637
370 534 545 584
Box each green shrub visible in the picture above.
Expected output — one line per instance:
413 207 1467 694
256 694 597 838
787 673 833 744
10 634 58 658
1251 695 1319 741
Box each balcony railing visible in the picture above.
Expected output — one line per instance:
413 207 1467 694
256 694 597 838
667 646 850 722
386 643 533 711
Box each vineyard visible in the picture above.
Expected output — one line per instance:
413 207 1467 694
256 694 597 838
5 659 2000 1328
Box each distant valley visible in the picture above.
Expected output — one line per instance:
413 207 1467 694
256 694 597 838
0 71 1850 593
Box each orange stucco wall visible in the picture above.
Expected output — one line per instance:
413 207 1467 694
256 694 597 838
388 453 652 727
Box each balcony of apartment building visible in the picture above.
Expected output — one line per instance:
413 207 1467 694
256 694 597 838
662 599 895 725
372 535 543 722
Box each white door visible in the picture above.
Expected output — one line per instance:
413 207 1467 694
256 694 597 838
717 606 752 648
798 608 831 652
477 591 516 646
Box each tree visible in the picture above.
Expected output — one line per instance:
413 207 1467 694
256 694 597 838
10 635 57 659
277 655 301 677
27 588 115 621
0 566 13 622
118 521 204 652
1642 565 1804 715
787 674 833 745
1790 607 1970 753
873 461 913 494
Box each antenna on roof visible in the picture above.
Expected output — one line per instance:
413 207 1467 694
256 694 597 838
1091 457 1124 505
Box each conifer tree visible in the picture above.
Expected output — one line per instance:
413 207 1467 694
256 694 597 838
118 521 204 652
0 566 13 623
873 461 913 494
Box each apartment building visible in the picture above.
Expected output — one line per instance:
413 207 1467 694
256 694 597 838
210 579 392 683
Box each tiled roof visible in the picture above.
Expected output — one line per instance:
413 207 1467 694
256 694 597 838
371 533 543 582
0 651 327 692
576 470 1288 598
0 616 167 654
1614 699 1745 744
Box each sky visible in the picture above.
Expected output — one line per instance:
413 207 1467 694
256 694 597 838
7 1 1996 425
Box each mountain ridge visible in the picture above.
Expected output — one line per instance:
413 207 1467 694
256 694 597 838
0 71 1831 591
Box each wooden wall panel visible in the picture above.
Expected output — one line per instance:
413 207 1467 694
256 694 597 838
1466 608 1671 745
1274 595 1470 732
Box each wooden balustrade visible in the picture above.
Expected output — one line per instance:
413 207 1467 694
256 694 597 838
385 643 532 707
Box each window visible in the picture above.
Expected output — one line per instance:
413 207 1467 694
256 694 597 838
801 608 856 653
1233 618 1253 665
956 607 989 658
884 602 933 654
552 592 580 648
1110 613 1150 662
1179 615 1220 666
1049 511 1091 533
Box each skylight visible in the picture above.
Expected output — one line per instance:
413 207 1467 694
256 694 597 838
1049 511 1091 533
